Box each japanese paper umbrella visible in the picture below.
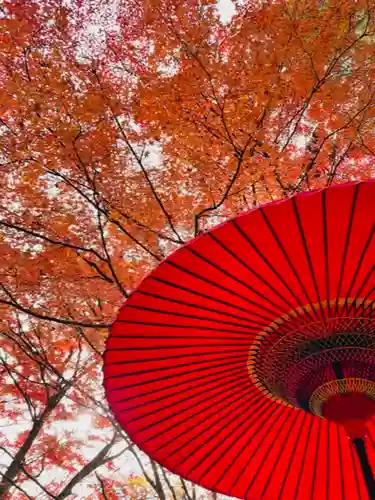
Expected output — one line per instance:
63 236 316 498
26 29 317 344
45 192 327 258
103 180 375 500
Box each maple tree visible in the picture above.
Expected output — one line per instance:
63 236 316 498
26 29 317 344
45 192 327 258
0 0 375 497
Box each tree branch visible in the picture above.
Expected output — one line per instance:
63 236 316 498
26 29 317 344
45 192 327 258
194 136 254 234
92 69 184 245
0 384 69 497
56 433 118 500
0 285 110 329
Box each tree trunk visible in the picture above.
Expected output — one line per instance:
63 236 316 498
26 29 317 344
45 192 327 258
0 388 66 497
56 435 116 499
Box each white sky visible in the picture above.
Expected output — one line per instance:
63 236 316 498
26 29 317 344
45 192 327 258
216 0 236 23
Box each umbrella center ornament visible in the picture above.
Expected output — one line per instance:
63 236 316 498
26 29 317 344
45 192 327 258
249 300 375 437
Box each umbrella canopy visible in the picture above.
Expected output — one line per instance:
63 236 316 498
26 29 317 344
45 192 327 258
104 181 375 499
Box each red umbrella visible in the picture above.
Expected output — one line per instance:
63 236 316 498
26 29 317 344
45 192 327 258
104 180 375 499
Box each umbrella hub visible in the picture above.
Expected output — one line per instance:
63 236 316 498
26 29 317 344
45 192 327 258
249 314 375 427
321 392 375 438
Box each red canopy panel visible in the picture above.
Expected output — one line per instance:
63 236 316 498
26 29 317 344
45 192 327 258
104 181 375 499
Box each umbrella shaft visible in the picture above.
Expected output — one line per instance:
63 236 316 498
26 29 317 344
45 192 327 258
353 438 375 499
332 361 344 380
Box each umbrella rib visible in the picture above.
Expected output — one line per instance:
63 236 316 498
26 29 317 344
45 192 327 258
125 370 253 424
310 419 323 500
106 350 248 371
210 403 270 491
111 334 257 339
165 259 281 321
187 246 288 314
348 280 375 317
105 347 249 364
322 189 331 316
105 352 249 386
151 384 262 456
131 379 253 440
111 362 247 405
347 264 375 318
350 438 363 500
353 284 375 319
232 219 315 320
335 184 359 317
107 341 253 351
337 425 345 500
184 395 275 479
260 410 301 498
361 289 375 317
291 196 325 319
114 319 264 334
123 374 251 414
122 303 260 331
137 289 261 326
326 421 331 500
244 409 295 497
228 405 289 496
211 403 284 491
294 417 315 500
151 276 276 327
344 224 374 313
208 231 296 310
277 412 308 499
259 207 320 321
